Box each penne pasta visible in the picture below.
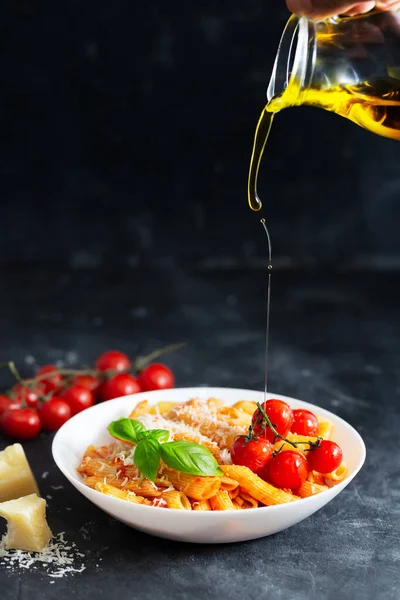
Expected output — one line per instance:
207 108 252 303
324 463 348 486
161 490 191 510
192 499 211 511
149 402 177 415
161 467 221 501
238 492 259 509
220 476 239 491
310 470 325 485
129 400 150 419
232 401 258 415
209 490 235 511
222 465 298 506
317 417 334 440
95 482 151 505
296 480 328 498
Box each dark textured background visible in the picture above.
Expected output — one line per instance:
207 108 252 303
2 0 400 268
1 2 400 599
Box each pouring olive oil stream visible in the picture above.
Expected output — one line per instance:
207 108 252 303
250 10 400 398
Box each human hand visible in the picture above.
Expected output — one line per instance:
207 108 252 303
286 0 400 18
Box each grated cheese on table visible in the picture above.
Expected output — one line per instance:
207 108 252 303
0 532 86 578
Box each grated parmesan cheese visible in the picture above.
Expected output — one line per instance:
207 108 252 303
121 477 128 487
219 449 232 465
162 486 175 493
152 498 167 508
0 532 86 578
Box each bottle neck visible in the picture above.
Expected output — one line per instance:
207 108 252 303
267 15 316 107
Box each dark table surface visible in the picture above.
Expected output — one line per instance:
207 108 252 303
1 266 399 600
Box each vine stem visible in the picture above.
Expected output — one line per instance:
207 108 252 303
133 343 186 372
255 402 320 450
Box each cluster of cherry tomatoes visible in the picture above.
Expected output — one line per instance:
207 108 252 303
0 350 175 441
231 399 343 490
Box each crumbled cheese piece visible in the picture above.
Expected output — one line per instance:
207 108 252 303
116 470 121 480
122 455 134 466
0 444 40 502
41 472 49 480
219 449 232 465
50 485 64 491
152 498 167 508
0 494 52 553
163 486 175 493
121 477 129 487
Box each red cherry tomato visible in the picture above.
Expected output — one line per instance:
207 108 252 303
62 385 94 415
138 363 175 391
307 440 343 474
231 436 274 476
291 409 319 436
1 408 41 440
38 397 72 431
71 374 101 395
100 374 141 401
36 365 63 393
95 351 131 373
252 399 294 442
0 394 21 416
12 382 46 410
264 450 308 489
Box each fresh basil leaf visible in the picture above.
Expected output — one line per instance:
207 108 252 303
134 438 161 482
108 418 145 444
138 429 170 444
160 441 223 476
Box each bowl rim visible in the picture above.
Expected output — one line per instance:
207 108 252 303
52 386 366 516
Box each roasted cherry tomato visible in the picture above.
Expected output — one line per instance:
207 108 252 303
291 409 319 436
70 374 102 396
38 397 72 431
0 394 20 416
95 351 131 373
100 374 141 401
35 365 63 393
138 363 174 391
1 408 41 440
307 440 343 474
263 450 308 489
252 399 294 442
231 436 274 476
62 385 94 415
12 382 46 410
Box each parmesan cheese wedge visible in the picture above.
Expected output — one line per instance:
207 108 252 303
0 494 53 552
0 443 40 502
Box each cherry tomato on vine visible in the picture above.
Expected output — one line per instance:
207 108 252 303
138 363 174 391
38 397 72 431
307 440 343 474
71 374 101 396
100 374 141 401
1 408 41 440
36 365 63 393
231 436 274 476
95 351 131 373
62 385 94 415
291 409 319 436
252 399 294 442
0 394 20 416
12 382 46 410
263 450 308 489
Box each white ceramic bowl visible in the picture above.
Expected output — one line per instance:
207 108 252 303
52 387 366 544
